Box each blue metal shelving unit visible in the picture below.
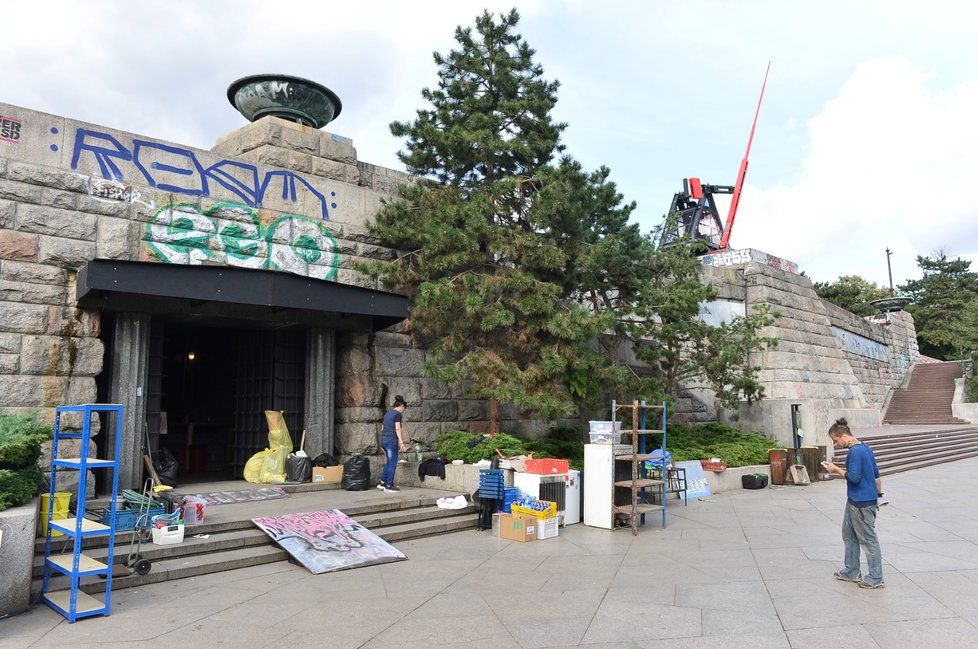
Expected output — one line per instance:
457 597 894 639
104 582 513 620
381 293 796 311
41 404 124 623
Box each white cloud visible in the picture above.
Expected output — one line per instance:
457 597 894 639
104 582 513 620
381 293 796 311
732 56 978 287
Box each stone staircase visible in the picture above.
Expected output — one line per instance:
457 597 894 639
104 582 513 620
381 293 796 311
883 361 968 425
34 494 477 595
834 426 978 476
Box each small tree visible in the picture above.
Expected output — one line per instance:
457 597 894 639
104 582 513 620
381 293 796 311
900 252 978 359
617 232 778 412
813 275 891 317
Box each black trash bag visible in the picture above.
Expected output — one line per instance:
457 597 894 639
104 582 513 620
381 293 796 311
312 453 339 468
285 455 312 482
341 455 371 491
152 448 179 487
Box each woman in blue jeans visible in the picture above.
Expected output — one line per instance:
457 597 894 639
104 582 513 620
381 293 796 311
379 396 408 492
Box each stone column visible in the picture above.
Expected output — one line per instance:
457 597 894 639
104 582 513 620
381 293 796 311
108 312 150 490
304 328 335 458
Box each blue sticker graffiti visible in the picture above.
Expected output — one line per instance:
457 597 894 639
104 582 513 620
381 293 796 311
70 128 334 220
144 201 339 281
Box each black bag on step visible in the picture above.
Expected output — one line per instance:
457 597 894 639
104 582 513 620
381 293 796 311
341 455 371 491
152 448 179 487
312 453 339 468
285 455 312 482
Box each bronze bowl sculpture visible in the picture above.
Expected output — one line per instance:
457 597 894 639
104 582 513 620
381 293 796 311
227 74 342 129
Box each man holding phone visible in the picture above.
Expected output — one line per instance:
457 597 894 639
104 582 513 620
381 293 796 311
822 417 884 589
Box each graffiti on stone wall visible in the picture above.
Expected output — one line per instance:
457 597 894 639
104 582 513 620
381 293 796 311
0 115 22 144
71 128 338 220
831 326 890 362
700 248 799 274
144 202 339 280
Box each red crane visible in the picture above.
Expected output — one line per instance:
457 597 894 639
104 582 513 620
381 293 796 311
659 63 771 252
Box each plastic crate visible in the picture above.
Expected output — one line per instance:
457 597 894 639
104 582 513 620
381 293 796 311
100 505 165 531
699 459 728 472
511 501 557 520
524 458 569 475
501 487 521 513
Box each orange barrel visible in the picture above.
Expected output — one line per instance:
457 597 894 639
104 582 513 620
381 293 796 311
768 448 788 485
800 446 820 483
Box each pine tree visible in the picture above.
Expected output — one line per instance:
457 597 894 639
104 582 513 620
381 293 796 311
900 252 978 359
365 10 609 432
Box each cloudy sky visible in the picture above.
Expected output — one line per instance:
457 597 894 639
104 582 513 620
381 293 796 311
4 0 978 287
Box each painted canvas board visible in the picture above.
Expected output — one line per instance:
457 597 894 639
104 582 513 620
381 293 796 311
675 461 712 499
252 509 406 574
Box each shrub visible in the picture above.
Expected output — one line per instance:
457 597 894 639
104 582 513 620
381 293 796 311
434 430 526 464
966 353 978 403
0 410 52 511
667 422 773 467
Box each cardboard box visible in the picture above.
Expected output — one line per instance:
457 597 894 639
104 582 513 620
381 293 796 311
312 466 343 483
498 514 536 543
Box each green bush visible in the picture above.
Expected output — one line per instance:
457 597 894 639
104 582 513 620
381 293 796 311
0 410 52 511
667 422 773 467
433 426 585 470
434 430 527 464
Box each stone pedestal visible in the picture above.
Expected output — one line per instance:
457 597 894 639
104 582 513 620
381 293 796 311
0 498 38 616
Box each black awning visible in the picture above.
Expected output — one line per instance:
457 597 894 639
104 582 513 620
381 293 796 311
76 260 408 332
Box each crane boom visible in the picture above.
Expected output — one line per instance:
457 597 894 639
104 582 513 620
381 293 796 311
718 61 771 251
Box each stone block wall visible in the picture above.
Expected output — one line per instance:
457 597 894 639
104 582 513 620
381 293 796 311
688 252 921 448
0 102 568 464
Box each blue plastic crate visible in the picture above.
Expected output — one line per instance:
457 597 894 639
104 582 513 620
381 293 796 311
100 505 164 531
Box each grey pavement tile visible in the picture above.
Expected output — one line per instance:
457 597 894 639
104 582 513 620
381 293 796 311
268 629 371 649
482 587 607 620
0 605 63 639
581 599 701 644
772 589 956 630
365 612 513 646
897 539 978 562
409 592 495 619
785 624 882 649
752 547 840 580
638 632 790 649
675 581 775 614
500 615 594 648
700 608 784 637
864 617 978 649
905 570 978 617
881 543 978 572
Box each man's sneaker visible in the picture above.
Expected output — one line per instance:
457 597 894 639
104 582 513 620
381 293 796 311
834 571 862 583
383 484 401 493
376 482 387 490
858 581 885 589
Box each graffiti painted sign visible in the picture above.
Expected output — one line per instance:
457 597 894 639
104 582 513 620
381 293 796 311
71 128 338 220
252 509 406 574
144 201 339 280
700 248 799 274
0 115 22 144
832 326 890 362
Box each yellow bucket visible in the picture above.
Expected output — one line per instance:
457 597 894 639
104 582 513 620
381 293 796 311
38 492 71 538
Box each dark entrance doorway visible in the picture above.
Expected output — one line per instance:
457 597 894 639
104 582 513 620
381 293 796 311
146 320 306 484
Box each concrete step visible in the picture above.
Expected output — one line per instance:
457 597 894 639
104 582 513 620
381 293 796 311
34 503 475 569
878 448 978 476
836 430 978 452
838 439 978 467
39 511 478 595
835 434 978 460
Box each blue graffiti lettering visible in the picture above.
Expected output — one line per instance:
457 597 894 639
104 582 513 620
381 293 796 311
71 129 132 181
132 140 209 195
71 128 332 220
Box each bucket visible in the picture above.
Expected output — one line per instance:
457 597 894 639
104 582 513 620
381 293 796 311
768 449 788 485
39 492 71 538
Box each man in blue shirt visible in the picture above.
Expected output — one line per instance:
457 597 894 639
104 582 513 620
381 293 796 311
822 418 884 588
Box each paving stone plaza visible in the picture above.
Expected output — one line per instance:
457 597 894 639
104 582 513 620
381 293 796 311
5 457 977 649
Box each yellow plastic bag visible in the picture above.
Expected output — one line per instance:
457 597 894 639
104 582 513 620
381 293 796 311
243 411 294 483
